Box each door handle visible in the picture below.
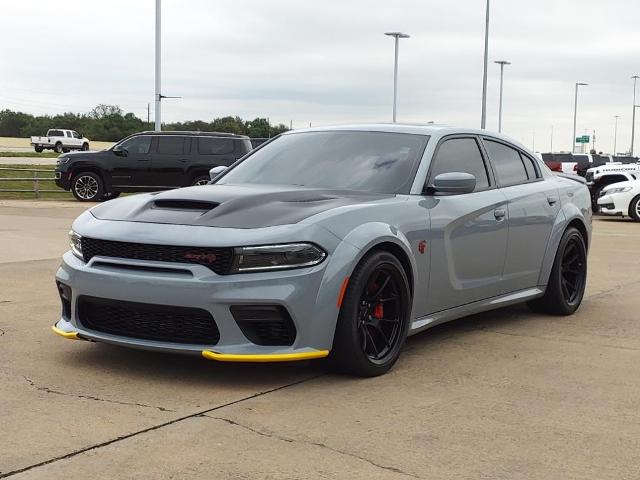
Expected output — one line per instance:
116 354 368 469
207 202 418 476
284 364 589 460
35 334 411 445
547 196 558 205
137 158 150 162
494 208 506 220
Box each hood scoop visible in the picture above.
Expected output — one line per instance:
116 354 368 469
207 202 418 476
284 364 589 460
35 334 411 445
153 199 219 210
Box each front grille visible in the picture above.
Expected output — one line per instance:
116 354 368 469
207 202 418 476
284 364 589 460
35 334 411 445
81 237 234 274
230 305 296 346
78 296 220 344
585 172 594 182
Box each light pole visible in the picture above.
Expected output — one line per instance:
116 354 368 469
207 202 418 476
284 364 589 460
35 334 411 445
384 32 410 123
631 75 639 156
480 0 490 129
155 0 161 131
494 60 510 132
572 82 588 153
614 115 619 155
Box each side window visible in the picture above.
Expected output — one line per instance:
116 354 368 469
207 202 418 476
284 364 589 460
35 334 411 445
72 131 81 139
49 130 62 137
119 136 152 154
156 136 186 155
483 140 528 186
198 137 235 155
520 153 540 180
65 131 71 138
429 138 490 191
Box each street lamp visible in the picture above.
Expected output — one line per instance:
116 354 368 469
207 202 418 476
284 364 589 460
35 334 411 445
494 60 510 132
631 75 639 156
155 0 161 131
384 32 410 123
480 0 490 129
572 82 588 153
614 115 620 155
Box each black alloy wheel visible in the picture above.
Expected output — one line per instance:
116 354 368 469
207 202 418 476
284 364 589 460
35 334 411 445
330 250 411 377
527 226 587 315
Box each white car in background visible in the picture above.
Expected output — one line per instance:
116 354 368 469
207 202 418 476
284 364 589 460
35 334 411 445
597 180 640 221
30 129 90 153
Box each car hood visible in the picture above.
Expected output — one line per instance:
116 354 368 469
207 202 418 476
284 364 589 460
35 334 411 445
90 184 394 228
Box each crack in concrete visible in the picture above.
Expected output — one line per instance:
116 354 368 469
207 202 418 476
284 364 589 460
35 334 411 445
0 374 324 479
21 375 175 413
204 415 421 479
479 328 640 352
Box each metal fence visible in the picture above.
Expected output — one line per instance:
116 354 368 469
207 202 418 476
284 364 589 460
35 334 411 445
0 167 68 198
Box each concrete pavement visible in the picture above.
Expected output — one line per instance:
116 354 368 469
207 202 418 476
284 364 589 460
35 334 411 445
1 200 640 479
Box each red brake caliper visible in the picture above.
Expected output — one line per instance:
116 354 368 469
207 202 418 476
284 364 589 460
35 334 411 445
373 303 384 319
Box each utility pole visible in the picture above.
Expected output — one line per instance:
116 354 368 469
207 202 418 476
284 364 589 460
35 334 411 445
147 103 150 129
550 125 554 152
631 75 639 156
592 129 596 152
494 60 510 132
572 82 588 153
480 0 490 129
384 32 410 123
155 0 161 131
614 115 619 154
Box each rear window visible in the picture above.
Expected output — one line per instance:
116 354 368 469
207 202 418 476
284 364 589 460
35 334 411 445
483 140 529 186
573 155 590 168
156 136 187 155
48 130 63 137
198 137 236 155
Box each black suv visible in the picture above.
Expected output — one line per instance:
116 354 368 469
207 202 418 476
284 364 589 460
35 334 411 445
55 131 252 201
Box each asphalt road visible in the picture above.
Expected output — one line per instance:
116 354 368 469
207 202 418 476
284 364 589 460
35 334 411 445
1 200 640 479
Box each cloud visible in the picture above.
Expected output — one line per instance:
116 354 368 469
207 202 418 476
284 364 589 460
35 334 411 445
2 0 639 152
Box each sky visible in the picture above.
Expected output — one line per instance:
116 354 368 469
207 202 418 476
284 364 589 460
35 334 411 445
2 0 640 153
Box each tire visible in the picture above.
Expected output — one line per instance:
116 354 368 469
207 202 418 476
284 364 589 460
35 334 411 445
328 251 411 377
54 142 63 154
71 172 104 202
34 146 44 153
82 143 89 151
191 176 210 186
527 226 587 315
100 191 121 201
629 195 640 221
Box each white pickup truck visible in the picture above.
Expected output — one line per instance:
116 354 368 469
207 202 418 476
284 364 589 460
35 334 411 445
30 129 90 153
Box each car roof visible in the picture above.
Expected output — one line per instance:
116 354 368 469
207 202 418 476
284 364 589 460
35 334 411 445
135 131 249 139
282 123 531 152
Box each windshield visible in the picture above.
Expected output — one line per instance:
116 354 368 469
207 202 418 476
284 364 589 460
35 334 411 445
217 131 429 194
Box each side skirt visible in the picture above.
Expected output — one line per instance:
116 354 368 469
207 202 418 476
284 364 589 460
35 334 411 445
409 287 545 335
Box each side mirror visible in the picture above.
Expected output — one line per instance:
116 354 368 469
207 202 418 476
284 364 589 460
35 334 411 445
209 165 227 181
113 147 128 157
431 172 476 194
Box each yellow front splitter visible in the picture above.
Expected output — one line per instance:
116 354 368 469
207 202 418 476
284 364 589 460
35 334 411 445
201 349 329 363
51 324 80 340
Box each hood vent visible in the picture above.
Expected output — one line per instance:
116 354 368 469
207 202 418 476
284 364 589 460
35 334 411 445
153 199 219 210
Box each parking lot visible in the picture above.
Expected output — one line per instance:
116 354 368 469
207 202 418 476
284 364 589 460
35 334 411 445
1 200 640 479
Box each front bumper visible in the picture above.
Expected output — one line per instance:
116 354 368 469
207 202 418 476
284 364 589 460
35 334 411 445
597 194 627 216
53 250 342 361
54 170 71 190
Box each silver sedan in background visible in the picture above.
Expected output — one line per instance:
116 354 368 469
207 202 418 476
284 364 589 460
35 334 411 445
54 125 591 376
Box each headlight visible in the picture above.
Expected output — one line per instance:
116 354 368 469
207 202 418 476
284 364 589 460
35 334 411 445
232 243 326 273
69 230 83 260
604 186 632 195
57 157 69 165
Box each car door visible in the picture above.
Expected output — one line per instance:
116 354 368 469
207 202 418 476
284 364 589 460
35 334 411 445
424 136 509 313
71 131 82 148
110 135 152 188
150 135 190 187
481 138 560 292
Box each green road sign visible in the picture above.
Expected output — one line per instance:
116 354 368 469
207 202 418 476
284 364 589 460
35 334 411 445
576 135 590 143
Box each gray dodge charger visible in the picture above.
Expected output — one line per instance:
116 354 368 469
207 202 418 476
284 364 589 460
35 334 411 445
54 124 591 376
